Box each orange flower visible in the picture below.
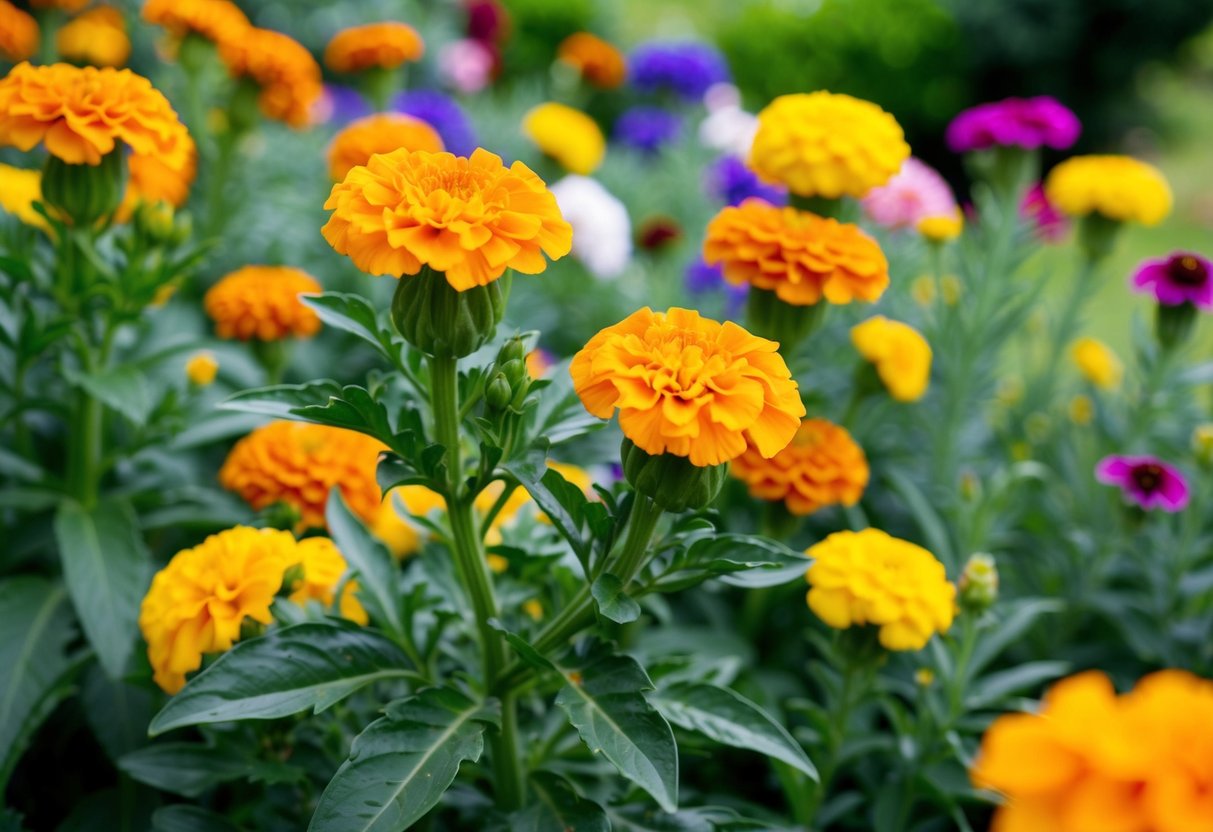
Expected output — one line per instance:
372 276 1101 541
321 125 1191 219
731 418 869 515
219 422 387 532
327 113 443 181
30 0 89 10
0 1 39 63
219 28 322 127
116 130 198 221
324 22 424 73
557 32 626 89
204 265 323 342
287 537 368 625
56 6 131 68
322 148 572 291
142 0 250 47
704 199 889 306
0 63 191 167
571 307 805 467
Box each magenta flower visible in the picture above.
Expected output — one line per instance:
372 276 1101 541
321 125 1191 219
1020 183 1069 242
946 97 1081 153
1096 455 1190 512
861 157 958 230
1131 252 1213 309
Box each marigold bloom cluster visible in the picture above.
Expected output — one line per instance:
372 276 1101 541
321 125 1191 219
326 113 444 180
750 92 910 199
287 537 367 625
1044 154 1172 226
0 163 48 230
203 265 323 342
704 199 889 307
220 28 323 127
973 670 1213 832
142 0 250 46
571 307 806 467
731 418 869 516
322 147 572 290
806 528 955 651
851 316 932 402
324 22 425 73
945 96 1080 153
1070 336 1122 390
0 1 40 63
1096 454 1190 513
522 102 606 176
861 157 958 231
557 32 626 89
1132 251 1213 309
56 6 131 68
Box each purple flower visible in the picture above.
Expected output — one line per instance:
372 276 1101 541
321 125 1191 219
614 106 683 154
685 257 747 316
628 41 731 100
392 90 478 156
1096 455 1189 512
1132 252 1213 309
317 84 372 126
946 97 1081 153
706 155 787 206
1020 183 1069 243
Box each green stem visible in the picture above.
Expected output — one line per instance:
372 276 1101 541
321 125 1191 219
803 662 861 823
1029 253 1100 413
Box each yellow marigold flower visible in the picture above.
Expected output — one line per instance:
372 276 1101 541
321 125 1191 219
851 316 932 402
117 131 198 221
0 0 39 63
371 485 446 558
806 528 955 651
322 148 572 291
0 62 191 168
571 307 806 467
750 92 910 199
56 6 131 68
522 102 606 176
286 537 367 625
327 113 443 181
219 422 386 532
142 0 250 47
139 526 296 693
1045 154 1172 226
916 210 963 243
557 32 626 89
219 28 323 128
731 418 868 516
487 554 509 574
204 265 323 342
324 22 424 74
703 199 889 306
1068 393 1094 426
186 351 218 386
1070 336 1121 390
0 163 50 231
523 599 544 621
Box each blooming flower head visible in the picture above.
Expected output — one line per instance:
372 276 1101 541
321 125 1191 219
750 92 910 199
56 6 131 68
549 175 632 279
326 113 443 181
186 351 218 386
522 102 606 175
628 41 731 100
704 199 890 306
371 485 447 558
117 130 198 220
0 1 39 63
204 265 323 341
946 96 1080 153
0 62 191 167
806 528 955 651
706 155 787 207
219 28 323 128
1132 251 1213 310
614 106 682 155
917 210 964 243
731 418 869 516
393 90 477 156
324 22 424 74
1070 336 1122 390
0 163 49 231
142 0 250 47
1044 155 1172 226
139 526 296 693
851 316 932 402
557 32 626 89
438 38 495 94
1096 454 1189 512
322 148 572 290
286 537 367 625
861 157 957 231
570 307 806 467
1020 182 1069 242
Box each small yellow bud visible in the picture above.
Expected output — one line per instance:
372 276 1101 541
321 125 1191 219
185 351 218 386
1071 337 1122 391
916 210 963 243
940 275 962 306
995 377 1023 407
959 471 981 502
1010 441 1032 462
1068 394 1094 426
150 283 178 308
487 553 509 574
523 599 543 621
958 553 999 612
914 668 935 687
1193 424 1213 467
911 275 937 307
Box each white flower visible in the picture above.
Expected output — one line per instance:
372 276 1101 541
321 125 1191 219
699 85 758 157
549 175 632 279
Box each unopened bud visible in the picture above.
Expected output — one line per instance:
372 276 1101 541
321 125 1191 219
958 553 999 612
1192 424 1213 468
135 199 175 241
485 373 512 410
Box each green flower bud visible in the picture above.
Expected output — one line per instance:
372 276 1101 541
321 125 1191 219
485 373 512 410
620 437 727 513
498 336 527 366
499 358 527 388
958 553 999 612
1156 302 1198 351
744 287 825 353
135 200 176 242
391 266 511 358
41 149 126 226
1076 213 1121 263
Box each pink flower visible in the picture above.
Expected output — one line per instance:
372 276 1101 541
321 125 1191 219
438 39 495 94
1096 455 1189 512
860 158 957 230
946 97 1080 153
1132 252 1213 309
1020 183 1069 242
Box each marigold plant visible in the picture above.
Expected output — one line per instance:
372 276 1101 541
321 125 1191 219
1045 154 1172 226
219 28 323 127
522 102 607 176
0 1 39 63
324 22 425 73
731 418 869 515
851 315 932 402
326 113 444 180
203 265 323 341
56 6 131 68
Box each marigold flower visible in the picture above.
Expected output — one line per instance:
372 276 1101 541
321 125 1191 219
324 22 424 73
322 147 572 290
731 418 869 516
0 62 191 167
186 351 218 386
557 32 626 89
370 485 447 558
806 528 955 651
117 131 198 221
287 537 367 625
142 0 250 46
917 210 963 243
219 28 323 128
0 1 39 63
1070 336 1122 390
327 112 443 181
1132 251 1213 310
0 163 49 231
522 102 606 176
1096 454 1189 513
31 0 92 11
571 307 806 467
139 526 296 693
203 265 322 343
1045 154 1172 226
56 6 131 68
851 316 932 402
750 92 910 199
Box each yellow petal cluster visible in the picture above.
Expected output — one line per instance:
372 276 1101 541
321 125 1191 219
203 265 323 341
731 418 869 516
850 316 932 402
1070 336 1122 390
522 102 606 176
56 6 131 68
326 113 444 181
324 22 424 73
370 485 447 559
286 537 367 625
1044 154 1172 226
0 163 50 231
185 351 218 386
117 131 198 221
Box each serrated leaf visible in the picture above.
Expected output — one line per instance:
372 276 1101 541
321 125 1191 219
504 455 591 566
512 771 610 832
592 574 641 624
326 489 406 639
119 741 303 797
301 292 398 361
488 619 556 672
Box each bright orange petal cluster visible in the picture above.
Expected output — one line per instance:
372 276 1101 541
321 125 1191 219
557 32 626 89
973 670 1213 832
142 0 250 46
327 113 444 180
731 418 869 515
116 130 198 221
571 307 806 467
0 1 39 63
851 316 932 402
322 147 573 291
0 62 191 167
287 537 368 625
56 6 131 68
219 28 322 127
203 265 323 342
704 199 890 306
324 22 424 73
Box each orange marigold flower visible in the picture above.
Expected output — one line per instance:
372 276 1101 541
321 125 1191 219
287 537 368 625
204 265 323 342
30 0 89 10
327 112 443 181
56 6 131 68
219 28 323 127
0 62 191 167
557 32 626 89
851 316 932 402
322 147 573 291
219 422 387 532
731 418 869 515
324 22 424 73
704 198 890 306
142 0 250 46
139 526 296 693
571 307 806 467
0 1 39 63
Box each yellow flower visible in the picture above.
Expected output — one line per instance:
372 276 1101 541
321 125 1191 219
1070 336 1122 390
139 526 296 693
522 102 606 176
324 22 424 73
487 554 509 574
1192 424 1213 466
523 599 544 621
142 0 250 47
1045 155 1172 226
219 28 322 128
326 113 443 181
204 265 323 341
1068 393 1094 426
916 210 963 243
806 528 955 651
186 351 218 386
557 33 626 89
0 163 50 231
571 307 806 467
286 537 367 625
370 485 446 558
0 0 39 63
731 418 869 516
56 6 131 68
750 92 910 199
851 316 932 402
915 668 935 687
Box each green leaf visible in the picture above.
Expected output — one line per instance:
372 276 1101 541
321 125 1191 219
325 489 405 639
968 598 1063 677
883 470 955 572
119 741 303 798
151 806 241 832
966 661 1070 709
608 805 767 831
503 455 592 566
63 364 155 426
512 771 610 832
149 622 413 735
650 682 816 779
591 574 641 624
81 665 156 761
309 687 499 832
684 534 808 589
555 652 679 812
53 498 150 679
487 619 556 672
219 380 345 419
301 292 399 363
